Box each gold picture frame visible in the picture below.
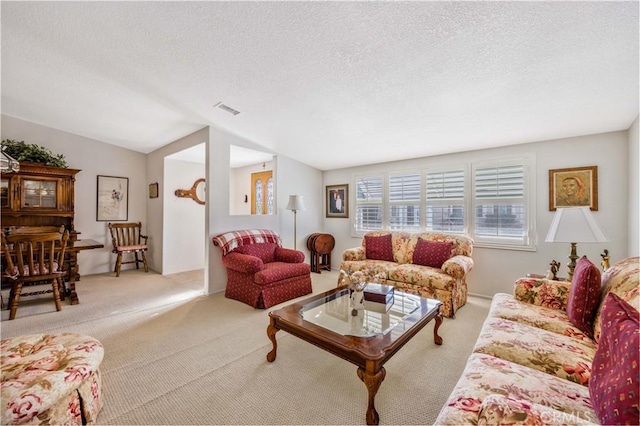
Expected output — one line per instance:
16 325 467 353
549 166 598 211
326 184 349 218
149 182 159 199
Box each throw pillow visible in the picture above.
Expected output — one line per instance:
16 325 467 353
412 239 452 268
566 255 602 337
589 292 640 425
235 243 277 263
364 234 394 262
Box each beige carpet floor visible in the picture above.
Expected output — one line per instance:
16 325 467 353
1 269 490 425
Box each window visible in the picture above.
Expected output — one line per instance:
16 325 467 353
355 175 384 231
472 162 529 247
352 156 534 250
425 169 465 233
389 172 421 231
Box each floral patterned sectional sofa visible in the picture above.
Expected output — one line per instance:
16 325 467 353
339 231 474 317
435 256 639 425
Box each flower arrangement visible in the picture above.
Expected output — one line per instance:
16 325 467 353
339 268 384 291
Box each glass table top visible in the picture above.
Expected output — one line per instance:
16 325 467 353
300 288 436 337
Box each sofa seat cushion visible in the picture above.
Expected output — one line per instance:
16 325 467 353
478 394 593 425
434 353 598 426
473 317 597 386
490 293 590 340
254 262 310 285
388 263 455 291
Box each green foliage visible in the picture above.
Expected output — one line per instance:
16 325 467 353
1 139 68 168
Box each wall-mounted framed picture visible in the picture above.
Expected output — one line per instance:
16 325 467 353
549 166 598 211
97 175 129 221
326 184 349 218
149 182 159 199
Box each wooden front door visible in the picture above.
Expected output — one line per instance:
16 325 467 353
251 171 273 215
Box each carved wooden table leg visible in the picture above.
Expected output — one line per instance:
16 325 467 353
266 317 279 362
433 312 443 345
357 363 386 425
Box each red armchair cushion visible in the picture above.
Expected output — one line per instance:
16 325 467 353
365 234 394 261
589 293 640 425
254 262 311 285
566 255 602 337
234 243 278 263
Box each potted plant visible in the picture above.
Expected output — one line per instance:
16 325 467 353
1 139 68 168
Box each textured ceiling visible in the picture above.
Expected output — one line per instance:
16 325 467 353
1 2 638 170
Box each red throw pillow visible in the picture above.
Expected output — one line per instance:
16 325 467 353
412 239 452 268
234 243 277 263
589 293 640 425
566 256 601 337
364 234 394 262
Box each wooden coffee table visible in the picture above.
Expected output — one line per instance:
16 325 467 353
266 286 443 425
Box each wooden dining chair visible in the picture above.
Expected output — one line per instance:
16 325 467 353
1 230 70 320
108 222 149 277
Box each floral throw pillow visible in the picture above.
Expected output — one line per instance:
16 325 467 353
589 292 640 426
412 239 452 268
566 255 601 337
364 234 394 262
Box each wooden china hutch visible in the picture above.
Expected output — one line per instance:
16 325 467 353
1 163 100 304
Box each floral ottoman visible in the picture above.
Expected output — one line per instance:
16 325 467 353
1 333 104 425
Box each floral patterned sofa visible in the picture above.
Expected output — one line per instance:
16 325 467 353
1 332 104 425
435 256 639 425
338 231 474 317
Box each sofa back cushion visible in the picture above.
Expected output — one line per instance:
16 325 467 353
364 234 394 261
234 243 278 263
589 292 639 425
412 239 453 268
593 256 640 342
566 256 602 337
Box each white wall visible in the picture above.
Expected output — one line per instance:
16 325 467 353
323 130 630 297
146 127 209 274
1 114 147 275
229 160 274 215
628 115 639 256
163 158 206 274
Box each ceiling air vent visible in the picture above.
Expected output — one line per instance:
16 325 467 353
214 102 241 116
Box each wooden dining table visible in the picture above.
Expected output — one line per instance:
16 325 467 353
65 239 105 304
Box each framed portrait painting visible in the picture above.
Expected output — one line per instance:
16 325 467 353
326 184 349 218
97 175 129 221
549 166 598 211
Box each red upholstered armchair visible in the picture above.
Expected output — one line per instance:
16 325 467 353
212 230 312 309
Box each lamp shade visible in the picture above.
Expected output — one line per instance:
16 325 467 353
545 207 608 243
286 195 306 211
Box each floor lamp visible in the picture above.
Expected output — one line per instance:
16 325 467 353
286 195 306 250
545 206 609 282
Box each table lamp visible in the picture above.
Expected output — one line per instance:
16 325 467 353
286 195 306 250
545 206 609 282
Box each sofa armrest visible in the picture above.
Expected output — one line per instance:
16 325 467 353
442 255 474 279
222 252 264 274
513 277 571 311
274 247 304 263
343 247 366 261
